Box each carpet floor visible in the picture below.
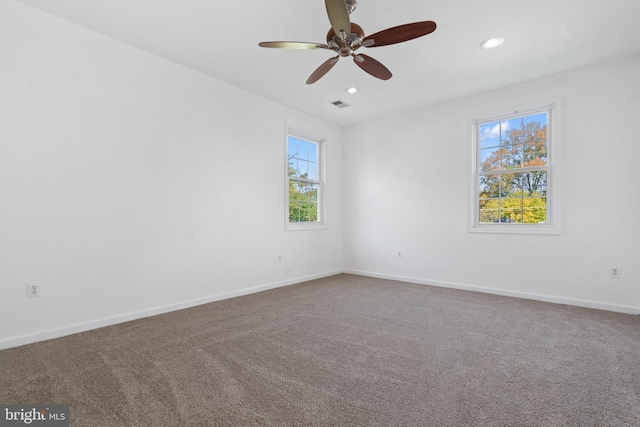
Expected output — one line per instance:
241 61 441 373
2 274 639 426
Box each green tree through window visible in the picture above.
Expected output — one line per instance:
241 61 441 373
287 134 321 224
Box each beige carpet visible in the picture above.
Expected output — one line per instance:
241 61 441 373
2 274 639 426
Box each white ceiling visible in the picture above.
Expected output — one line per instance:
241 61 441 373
16 0 640 127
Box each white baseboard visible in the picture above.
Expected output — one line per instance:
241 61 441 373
343 269 640 315
0 270 342 350
3 268 637 350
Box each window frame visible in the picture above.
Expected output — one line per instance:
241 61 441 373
469 100 561 235
285 126 326 231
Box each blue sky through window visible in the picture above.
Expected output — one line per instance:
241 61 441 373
288 136 318 180
479 112 547 164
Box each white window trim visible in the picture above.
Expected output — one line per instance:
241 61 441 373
285 125 327 231
468 99 562 235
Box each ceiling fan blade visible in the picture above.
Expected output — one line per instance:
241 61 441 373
325 0 351 40
306 56 340 84
353 54 392 80
363 21 437 47
259 41 330 50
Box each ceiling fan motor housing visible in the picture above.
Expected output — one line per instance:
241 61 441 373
327 23 365 56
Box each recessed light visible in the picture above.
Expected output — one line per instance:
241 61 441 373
346 87 358 94
480 37 504 50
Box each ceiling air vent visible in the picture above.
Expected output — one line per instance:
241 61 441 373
331 100 351 109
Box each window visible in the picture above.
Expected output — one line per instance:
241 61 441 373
286 129 324 229
471 102 558 234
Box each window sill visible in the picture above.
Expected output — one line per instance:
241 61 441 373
285 222 327 231
468 223 560 235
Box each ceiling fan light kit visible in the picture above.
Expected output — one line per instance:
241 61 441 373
259 0 437 84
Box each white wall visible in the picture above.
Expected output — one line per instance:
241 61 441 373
0 1 343 348
343 54 640 313
2 1 638 350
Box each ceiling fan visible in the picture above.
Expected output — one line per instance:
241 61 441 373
258 0 437 84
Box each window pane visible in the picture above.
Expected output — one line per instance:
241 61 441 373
297 160 309 178
522 171 547 196
499 213 520 223
500 198 523 223
478 175 496 198
523 207 547 224
525 112 548 127
288 158 298 177
502 143 523 169
501 197 523 211
479 122 504 149
480 147 501 171
308 184 318 201
296 180 306 194
298 202 318 222
295 182 317 201
524 138 547 167
499 172 522 197
523 115 547 167
297 139 309 161
479 175 499 198
479 199 498 223
289 179 319 223
498 212 520 223
289 201 300 222
479 209 499 223
289 181 301 202
504 117 524 145
287 137 298 158
310 202 318 221
479 198 498 209
308 143 318 162
523 198 547 223
288 137 301 177
306 161 318 180
299 203 309 222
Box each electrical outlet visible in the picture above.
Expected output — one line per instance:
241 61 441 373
26 282 41 298
277 254 282 263
610 267 621 279
397 250 403 259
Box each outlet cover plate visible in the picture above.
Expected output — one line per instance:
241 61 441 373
26 281 41 298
